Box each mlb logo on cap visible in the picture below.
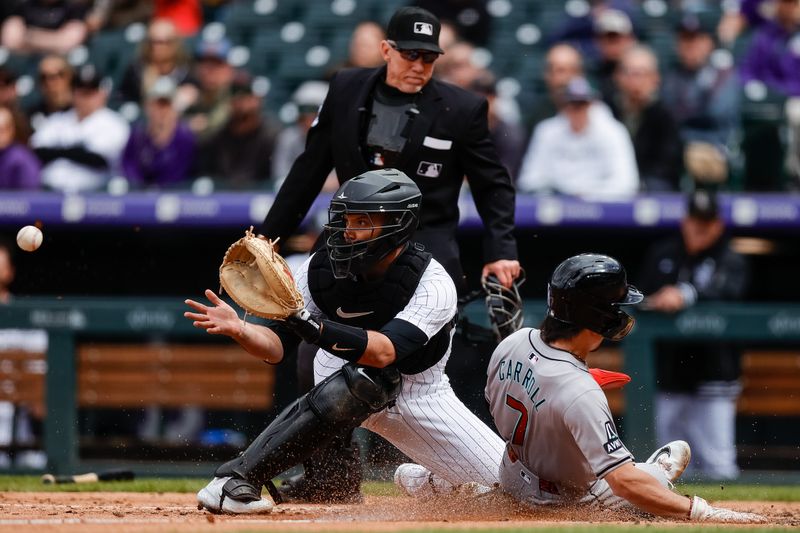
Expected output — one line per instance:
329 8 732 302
414 22 433 35
386 6 444 53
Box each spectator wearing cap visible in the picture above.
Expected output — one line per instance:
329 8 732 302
637 189 749 480
31 65 129 193
117 18 196 109
547 0 641 61
260 6 520 505
121 76 196 189
0 66 32 144
271 81 330 185
739 0 800 97
26 55 74 130
0 106 41 190
662 14 740 152
197 72 278 190
611 45 683 191
469 71 527 180
184 37 234 142
591 8 638 105
661 13 740 186
1 0 88 55
517 76 639 199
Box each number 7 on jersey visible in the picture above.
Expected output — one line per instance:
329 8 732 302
505 394 529 446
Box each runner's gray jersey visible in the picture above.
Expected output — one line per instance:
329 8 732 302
485 328 633 495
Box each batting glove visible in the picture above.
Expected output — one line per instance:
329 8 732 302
689 495 768 523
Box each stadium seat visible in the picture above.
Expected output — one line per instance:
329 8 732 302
223 0 301 45
373 0 408 26
275 44 333 83
248 31 288 76
302 0 372 32
87 29 141 88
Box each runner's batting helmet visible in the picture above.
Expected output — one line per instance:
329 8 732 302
547 253 643 340
325 169 421 279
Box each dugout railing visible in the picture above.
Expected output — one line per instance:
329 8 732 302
1 297 799 476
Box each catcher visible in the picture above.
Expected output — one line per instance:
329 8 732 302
184 169 506 514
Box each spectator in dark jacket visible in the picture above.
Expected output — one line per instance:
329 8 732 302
197 72 277 189
637 190 749 480
612 45 683 191
662 13 740 152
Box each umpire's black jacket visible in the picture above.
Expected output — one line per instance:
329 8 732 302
261 66 518 286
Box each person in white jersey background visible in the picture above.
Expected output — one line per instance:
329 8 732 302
485 253 766 523
184 169 505 514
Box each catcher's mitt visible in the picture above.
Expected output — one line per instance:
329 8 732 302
219 227 304 319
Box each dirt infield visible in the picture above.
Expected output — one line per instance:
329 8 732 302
0 492 797 532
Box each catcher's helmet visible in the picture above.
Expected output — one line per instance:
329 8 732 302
547 253 643 341
482 271 526 342
325 169 421 279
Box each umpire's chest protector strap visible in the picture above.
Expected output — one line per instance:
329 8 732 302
308 245 431 330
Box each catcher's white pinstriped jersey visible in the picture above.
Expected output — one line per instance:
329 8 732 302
485 328 633 500
294 253 505 487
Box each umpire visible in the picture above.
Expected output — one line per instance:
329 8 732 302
261 6 520 290
261 6 520 504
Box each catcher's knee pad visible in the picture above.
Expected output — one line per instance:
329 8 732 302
309 364 402 426
214 364 401 488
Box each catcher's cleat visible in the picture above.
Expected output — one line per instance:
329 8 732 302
646 440 691 484
196 476 274 514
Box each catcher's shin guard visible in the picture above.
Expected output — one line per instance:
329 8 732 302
280 430 363 503
215 364 401 490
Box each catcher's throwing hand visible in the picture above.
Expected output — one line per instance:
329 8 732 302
184 289 243 337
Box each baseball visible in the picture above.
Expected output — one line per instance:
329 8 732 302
16 225 43 252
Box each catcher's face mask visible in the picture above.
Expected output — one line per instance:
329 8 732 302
482 271 526 342
325 205 414 279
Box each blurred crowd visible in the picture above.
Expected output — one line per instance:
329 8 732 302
0 0 799 196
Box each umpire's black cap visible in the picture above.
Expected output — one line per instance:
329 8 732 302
386 7 443 54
